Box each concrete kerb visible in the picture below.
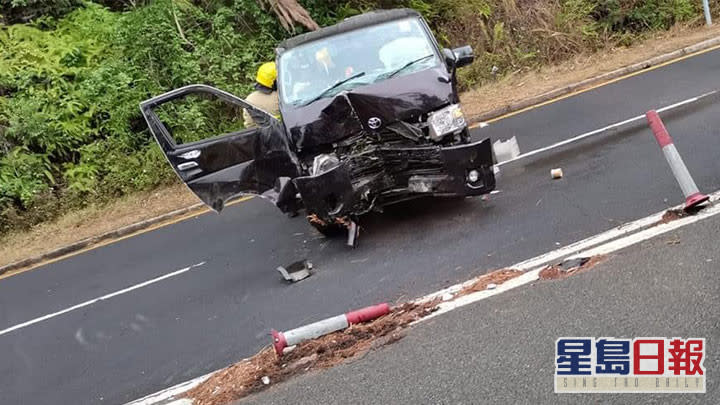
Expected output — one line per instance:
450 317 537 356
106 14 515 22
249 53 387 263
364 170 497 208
0 203 205 276
3 35 720 278
467 35 720 124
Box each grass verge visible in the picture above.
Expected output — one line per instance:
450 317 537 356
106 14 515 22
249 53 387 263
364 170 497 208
2 25 719 270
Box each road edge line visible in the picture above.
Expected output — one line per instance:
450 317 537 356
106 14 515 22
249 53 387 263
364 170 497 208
421 198 720 321
127 373 212 405
468 35 720 124
127 193 720 405
0 203 205 277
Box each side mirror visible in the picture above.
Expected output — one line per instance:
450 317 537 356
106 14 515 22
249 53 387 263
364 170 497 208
442 48 456 68
452 46 474 68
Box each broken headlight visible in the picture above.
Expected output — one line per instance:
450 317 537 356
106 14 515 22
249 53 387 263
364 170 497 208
428 104 466 140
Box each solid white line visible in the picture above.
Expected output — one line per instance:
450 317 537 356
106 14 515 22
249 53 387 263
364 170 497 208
495 90 718 167
419 192 720 303
0 262 206 337
127 195 720 404
421 194 719 320
570 200 720 258
126 373 212 405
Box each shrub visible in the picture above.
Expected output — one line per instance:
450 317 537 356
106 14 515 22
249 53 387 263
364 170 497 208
0 0 713 233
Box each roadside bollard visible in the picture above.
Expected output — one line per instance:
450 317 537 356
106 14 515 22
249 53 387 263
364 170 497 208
645 110 709 210
271 303 390 356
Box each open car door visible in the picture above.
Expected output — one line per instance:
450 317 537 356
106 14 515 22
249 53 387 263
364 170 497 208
140 84 301 212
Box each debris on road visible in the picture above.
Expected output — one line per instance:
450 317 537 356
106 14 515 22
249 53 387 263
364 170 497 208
493 136 520 163
185 301 439 405
539 255 606 280
276 260 312 283
456 268 523 297
659 208 688 224
551 168 563 179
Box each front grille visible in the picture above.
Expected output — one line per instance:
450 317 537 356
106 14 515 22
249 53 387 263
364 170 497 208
337 121 444 189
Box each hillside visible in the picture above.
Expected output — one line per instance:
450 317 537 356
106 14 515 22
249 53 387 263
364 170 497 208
1 0 717 234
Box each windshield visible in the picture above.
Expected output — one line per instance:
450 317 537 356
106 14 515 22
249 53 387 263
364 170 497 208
278 17 440 106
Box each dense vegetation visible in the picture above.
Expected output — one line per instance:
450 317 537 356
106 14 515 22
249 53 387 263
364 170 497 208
0 0 716 234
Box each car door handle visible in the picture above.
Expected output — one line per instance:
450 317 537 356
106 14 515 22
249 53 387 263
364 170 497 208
177 161 199 171
179 150 201 159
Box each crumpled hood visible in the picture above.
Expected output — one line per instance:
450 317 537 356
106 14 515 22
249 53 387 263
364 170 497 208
281 66 456 151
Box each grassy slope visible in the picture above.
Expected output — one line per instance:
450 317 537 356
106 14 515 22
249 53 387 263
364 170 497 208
2 23 719 267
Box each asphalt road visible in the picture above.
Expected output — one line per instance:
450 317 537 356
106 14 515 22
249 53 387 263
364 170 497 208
245 207 720 404
1 48 719 405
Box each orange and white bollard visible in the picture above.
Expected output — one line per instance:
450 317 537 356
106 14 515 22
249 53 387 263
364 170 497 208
646 110 709 210
271 303 390 356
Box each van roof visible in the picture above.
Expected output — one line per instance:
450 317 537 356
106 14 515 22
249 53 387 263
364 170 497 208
277 8 421 54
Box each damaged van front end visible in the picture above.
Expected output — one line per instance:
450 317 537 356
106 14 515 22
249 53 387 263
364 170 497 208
140 8 495 246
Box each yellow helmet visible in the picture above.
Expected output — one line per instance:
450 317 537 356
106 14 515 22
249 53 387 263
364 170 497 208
256 62 277 89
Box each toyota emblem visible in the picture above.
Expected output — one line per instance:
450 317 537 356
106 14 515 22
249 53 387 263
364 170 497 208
367 117 382 130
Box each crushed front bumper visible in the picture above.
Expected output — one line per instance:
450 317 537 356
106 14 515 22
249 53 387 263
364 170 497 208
293 138 496 219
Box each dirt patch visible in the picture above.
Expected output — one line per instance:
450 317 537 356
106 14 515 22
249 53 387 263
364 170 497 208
460 25 720 119
0 183 200 268
456 268 524 297
538 255 607 280
185 300 439 405
657 208 689 225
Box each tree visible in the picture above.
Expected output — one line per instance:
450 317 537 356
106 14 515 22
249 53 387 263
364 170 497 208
259 0 319 32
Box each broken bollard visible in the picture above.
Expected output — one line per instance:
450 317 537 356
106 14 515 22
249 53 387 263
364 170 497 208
271 303 390 356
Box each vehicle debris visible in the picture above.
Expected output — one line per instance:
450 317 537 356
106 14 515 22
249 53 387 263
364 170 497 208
276 260 313 283
492 136 520 163
551 168 563 179
185 300 439 405
140 9 497 246
538 255 606 280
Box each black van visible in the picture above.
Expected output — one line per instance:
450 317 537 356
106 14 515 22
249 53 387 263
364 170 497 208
140 8 495 245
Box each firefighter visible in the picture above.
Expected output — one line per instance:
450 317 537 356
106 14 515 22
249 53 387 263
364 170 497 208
243 62 280 128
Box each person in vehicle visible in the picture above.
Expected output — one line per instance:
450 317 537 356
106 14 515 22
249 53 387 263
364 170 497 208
243 62 280 128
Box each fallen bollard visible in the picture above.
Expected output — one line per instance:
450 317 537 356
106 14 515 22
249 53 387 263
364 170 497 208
646 110 709 210
271 303 390 356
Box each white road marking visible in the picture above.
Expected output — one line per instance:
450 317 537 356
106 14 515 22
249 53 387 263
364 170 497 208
495 90 718 168
421 193 720 320
0 262 206 337
129 192 720 404
126 373 212 405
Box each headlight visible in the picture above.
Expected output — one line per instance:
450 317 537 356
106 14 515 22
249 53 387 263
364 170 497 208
428 104 466 140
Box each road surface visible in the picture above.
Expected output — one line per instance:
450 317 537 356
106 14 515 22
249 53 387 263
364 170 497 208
244 209 720 404
1 48 719 405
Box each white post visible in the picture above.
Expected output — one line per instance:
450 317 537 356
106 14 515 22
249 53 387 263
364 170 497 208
703 0 713 26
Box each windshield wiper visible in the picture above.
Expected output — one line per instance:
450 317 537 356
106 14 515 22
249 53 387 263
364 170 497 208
383 54 434 79
302 71 366 106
